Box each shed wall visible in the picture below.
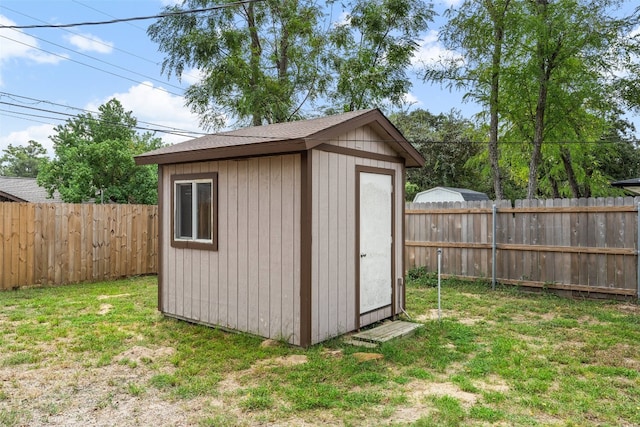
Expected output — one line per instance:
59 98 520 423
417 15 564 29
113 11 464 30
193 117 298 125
160 154 302 345
310 125 405 344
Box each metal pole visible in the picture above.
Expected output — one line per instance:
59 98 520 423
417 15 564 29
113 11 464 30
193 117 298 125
437 248 442 322
492 204 497 291
637 203 640 302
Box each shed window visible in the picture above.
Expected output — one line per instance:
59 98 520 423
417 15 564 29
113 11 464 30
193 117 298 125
171 173 218 250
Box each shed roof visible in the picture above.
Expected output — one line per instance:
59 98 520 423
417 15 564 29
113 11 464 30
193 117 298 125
414 186 490 202
135 109 425 167
0 176 62 203
611 178 640 195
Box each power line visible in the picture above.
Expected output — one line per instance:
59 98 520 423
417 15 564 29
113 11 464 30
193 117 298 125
0 34 185 98
0 5 159 66
72 0 148 32
6 28 185 93
0 91 209 136
0 0 264 29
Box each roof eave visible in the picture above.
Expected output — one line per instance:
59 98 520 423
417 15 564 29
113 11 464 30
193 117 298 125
135 138 308 165
302 109 425 168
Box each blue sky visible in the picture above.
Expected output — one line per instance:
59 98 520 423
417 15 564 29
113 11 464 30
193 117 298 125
0 0 637 157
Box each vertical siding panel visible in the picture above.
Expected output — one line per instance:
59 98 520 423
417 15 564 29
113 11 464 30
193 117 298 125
344 155 356 332
328 152 339 337
218 161 229 326
311 153 319 343
258 157 271 337
317 152 330 342
237 160 249 332
206 161 220 325
293 155 301 344
170 165 181 316
337 153 348 334
269 157 283 338
247 158 260 335
281 155 295 341
163 166 173 313
227 161 239 329
189 163 201 320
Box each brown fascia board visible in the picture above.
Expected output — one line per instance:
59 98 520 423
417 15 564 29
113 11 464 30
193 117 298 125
303 109 425 168
0 191 26 202
135 138 308 165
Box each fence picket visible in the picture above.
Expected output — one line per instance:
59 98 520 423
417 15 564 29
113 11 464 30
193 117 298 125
405 197 640 297
0 202 158 290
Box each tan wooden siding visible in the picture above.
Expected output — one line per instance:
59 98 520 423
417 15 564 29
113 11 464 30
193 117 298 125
330 125 398 156
160 155 302 345
311 151 404 344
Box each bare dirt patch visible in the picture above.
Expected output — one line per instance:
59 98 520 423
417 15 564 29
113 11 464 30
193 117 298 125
0 347 210 427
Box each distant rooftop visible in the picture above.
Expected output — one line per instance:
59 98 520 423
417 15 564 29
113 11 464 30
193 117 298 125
0 176 62 203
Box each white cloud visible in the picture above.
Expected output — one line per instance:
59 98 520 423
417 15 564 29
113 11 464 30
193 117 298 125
88 82 208 145
402 92 423 107
65 33 113 54
181 67 204 85
0 124 56 157
412 30 463 66
159 0 183 6
0 15 67 85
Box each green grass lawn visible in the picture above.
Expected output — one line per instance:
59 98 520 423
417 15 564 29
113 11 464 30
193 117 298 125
0 273 638 426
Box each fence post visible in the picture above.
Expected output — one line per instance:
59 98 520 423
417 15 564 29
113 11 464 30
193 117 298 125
492 203 497 291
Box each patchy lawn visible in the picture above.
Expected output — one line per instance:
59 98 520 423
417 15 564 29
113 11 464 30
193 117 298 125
0 274 639 426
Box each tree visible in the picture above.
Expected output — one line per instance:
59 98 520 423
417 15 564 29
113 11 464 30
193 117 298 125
423 0 639 199
0 140 47 178
390 109 487 199
148 0 432 127
423 0 518 199
37 99 163 204
326 0 433 112
148 0 329 128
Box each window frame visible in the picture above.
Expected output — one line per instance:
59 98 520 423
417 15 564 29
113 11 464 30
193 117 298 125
170 172 218 251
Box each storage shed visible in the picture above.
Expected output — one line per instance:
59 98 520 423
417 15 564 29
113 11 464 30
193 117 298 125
135 109 425 346
413 186 489 203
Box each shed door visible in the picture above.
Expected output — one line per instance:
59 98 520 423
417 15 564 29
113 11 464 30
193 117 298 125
358 171 393 314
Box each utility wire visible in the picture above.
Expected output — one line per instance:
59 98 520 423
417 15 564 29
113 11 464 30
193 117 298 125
0 0 264 29
0 101 204 139
0 91 208 135
0 34 185 98
1 5 160 65
6 28 185 93
72 0 148 32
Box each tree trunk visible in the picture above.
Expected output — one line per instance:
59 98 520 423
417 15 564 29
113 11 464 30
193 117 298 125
526 0 554 199
486 0 510 200
560 146 581 198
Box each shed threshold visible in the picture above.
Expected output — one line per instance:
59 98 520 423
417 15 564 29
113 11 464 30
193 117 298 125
348 320 422 345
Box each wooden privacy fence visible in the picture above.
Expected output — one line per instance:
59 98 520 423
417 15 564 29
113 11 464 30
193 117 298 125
0 203 158 290
406 197 640 298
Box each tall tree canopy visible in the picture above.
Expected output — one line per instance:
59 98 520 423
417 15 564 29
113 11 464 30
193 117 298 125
423 0 640 199
37 99 163 204
148 0 432 127
0 140 47 178
327 0 433 112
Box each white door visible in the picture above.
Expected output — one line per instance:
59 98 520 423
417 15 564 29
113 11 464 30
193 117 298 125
359 171 393 313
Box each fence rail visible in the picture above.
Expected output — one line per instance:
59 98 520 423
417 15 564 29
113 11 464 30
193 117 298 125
405 197 640 298
0 203 158 290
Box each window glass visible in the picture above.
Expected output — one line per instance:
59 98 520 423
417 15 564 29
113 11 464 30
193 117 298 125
196 182 212 240
172 173 217 250
177 183 193 239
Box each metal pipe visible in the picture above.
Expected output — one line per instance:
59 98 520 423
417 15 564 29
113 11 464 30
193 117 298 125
437 248 442 322
637 202 640 302
492 203 497 291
